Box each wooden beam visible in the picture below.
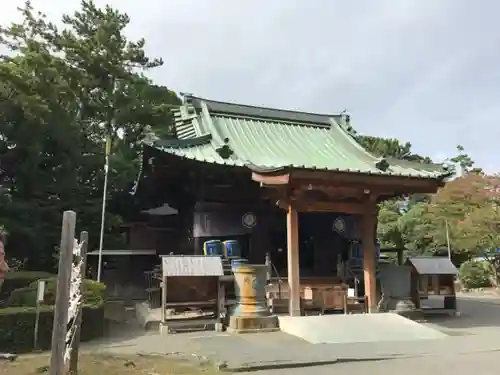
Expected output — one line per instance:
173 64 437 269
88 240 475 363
291 170 443 194
277 199 376 215
252 172 290 185
286 204 301 316
294 183 363 196
292 183 398 201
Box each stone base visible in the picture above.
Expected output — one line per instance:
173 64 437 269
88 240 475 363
227 315 280 334
390 308 424 321
378 296 423 320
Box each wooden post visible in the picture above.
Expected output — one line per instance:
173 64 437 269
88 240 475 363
397 249 404 266
286 204 301 316
216 278 226 331
161 276 167 325
362 212 377 313
50 210 76 375
69 231 88 375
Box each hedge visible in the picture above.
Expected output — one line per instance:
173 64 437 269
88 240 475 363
0 304 104 354
6 277 105 307
0 271 55 302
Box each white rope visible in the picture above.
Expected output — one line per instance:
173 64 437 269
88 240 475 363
130 143 144 196
64 239 84 364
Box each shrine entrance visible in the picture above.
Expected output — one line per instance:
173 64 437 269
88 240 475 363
267 212 353 279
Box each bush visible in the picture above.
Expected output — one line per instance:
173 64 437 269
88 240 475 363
0 271 54 302
0 304 104 353
6 287 38 307
6 278 106 308
459 260 493 289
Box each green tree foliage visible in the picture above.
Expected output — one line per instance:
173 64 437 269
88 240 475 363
452 174 500 282
376 200 404 249
357 135 432 163
0 1 180 269
369 139 495 264
459 260 492 289
450 145 481 174
394 172 500 265
355 134 434 250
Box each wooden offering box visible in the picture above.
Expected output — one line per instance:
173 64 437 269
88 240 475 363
303 283 347 311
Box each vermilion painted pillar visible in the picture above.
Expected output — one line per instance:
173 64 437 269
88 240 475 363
362 212 377 312
287 204 301 316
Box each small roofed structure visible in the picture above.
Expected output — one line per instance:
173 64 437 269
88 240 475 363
406 257 458 315
408 257 458 276
158 255 225 333
142 94 451 315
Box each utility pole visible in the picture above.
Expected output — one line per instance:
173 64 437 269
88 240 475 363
97 134 111 283
445 219 452 260
97 79 118 283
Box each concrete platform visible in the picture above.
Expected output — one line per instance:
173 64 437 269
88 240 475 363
278 313 447 344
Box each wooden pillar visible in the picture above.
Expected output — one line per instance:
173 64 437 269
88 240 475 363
361 212 377 312
286 204 301 316
161 276 167 325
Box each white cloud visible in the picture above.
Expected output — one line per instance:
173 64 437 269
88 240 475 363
1 0 499 171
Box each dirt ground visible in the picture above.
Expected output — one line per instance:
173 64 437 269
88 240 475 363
0 353 221 375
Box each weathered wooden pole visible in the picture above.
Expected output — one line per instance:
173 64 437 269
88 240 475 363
286 204 300 316
362 212 377 313
69 231 88 375
49 210 76 375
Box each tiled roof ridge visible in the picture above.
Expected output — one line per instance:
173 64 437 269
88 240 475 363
184 94 342 120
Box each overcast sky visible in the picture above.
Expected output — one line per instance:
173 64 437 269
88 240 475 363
2 1 499 171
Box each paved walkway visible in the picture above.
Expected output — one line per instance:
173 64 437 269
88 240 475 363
93 294 500 372
254 350 500 375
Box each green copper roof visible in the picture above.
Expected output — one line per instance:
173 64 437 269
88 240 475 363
147 95 448 179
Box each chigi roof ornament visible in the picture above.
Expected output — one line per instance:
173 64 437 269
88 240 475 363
340 109 350 125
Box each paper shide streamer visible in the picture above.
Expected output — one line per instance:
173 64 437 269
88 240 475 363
64 239 84 364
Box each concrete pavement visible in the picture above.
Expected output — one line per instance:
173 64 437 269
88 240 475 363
253 350 500 375
93 294 500 372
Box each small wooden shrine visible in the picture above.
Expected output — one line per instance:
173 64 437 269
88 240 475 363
138 94 450 315
407 256 458 314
